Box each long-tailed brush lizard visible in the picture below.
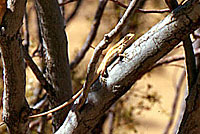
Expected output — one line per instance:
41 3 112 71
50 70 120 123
29 33 135 118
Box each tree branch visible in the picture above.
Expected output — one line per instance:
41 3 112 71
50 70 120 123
0 0 30 133
164 70 185 134
65 0 82 25
35 0 72 131
152 48 200 69
59 0 78 6
56 0 200 133
137 8 170 13
183 34 197 90
79 0 143 112
22 46 55 96
70 0 108 69
110 0 170 13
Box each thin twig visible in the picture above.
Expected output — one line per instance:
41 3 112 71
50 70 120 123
137 8 170 13
29 114 51 131
37 105 48 133
168 64 185 68
110 0 128 8
32 95 48 110
164 70 185 134
22 46 55 96
180 0 187 5
78 0 142 109
110 0 170 13
32 16 43 58
152 48 200 69
0 122 5 127
70 0 108 69
65 0 82 25
59 0 78 6
107 104 115 134
29 119 41 130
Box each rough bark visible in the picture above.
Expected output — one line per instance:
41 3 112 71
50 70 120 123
55 1 200 133
0 0 30 133
35 0 73 132
178 65 200 134
0 34 30 134
178 15 200 134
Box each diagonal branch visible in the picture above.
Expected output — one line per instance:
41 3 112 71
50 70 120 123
55 1 200 133
110 0 128 8
79 0 143 111
59 0 78 6
22 46 55 96
65 0 82 25
70 0 108 69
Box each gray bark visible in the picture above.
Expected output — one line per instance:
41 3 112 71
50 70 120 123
35 0 73 132
55 1 200 133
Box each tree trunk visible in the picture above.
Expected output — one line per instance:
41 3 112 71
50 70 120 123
0 0 30 133
35 0 73 132
1 34 30 134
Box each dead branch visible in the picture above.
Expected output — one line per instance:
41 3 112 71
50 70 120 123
164 70 185 134
65 0 82 25
70 0 108 69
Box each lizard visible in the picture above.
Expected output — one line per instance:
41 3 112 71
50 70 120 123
29 33 135 118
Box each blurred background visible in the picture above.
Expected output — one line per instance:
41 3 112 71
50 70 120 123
0 0 187 133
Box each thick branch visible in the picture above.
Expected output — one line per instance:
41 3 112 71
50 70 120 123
56 1 200 134
0 0 30 133
35 0 72 131
183 35 197 90
79 0 143 109
0 35 30 134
